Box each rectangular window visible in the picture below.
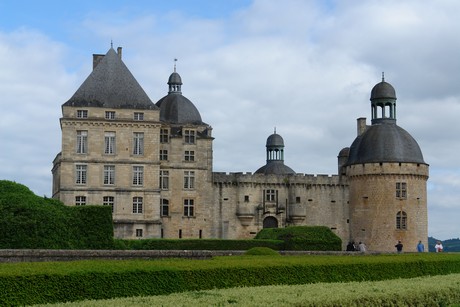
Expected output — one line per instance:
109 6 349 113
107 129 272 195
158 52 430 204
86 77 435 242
161 199 169 216
76 110 88 118
265 189 276 202
396 211 407 230
76 130 88 154
104 132 116 154
133 197 143 213
184 199 194 217
133 132 144 155
184 150 195 162
132 166 144 186
296 196 301 203
184 171 195 189
103 165 115 185
244 195 250 202
75 196 86 206
75 164 87 184
396 182 407 199
160 129 169 143
184 130 195 144
160 170 169 190
103 196 114 212
134 112 144 121
159 149 168 161
105 111 116 120
136 229 143 237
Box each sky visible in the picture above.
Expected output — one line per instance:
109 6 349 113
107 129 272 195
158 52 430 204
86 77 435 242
1 0 459 241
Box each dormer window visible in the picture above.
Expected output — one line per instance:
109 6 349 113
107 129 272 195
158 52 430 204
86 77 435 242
77 110 88 118
134 112 144 121
184 130 195 144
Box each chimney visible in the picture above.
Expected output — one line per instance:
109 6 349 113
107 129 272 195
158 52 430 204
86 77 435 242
92 54 105 70
357 117 367 136
117 47 122 59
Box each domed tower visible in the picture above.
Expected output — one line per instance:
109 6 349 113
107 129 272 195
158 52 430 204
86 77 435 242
345 76 429 252
255 130 295 175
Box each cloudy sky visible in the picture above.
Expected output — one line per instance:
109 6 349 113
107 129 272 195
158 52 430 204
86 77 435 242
1 0 459 240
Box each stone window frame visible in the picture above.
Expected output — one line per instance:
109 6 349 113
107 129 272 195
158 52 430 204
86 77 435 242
396 211 407 230
159 149 168 161
184 129 196 144
133 112 144 121
103 196 114 212
133 132 144 155
160 170 169 190
396 182 407 199
161 198 169 217
103 165 115 185
76 130 88 154
135 229 143 237
160 128 169 143
75 195 86 206
183 198 194 217
76 109 88 118
104 132 116 155
105 111 116 120
75 164 87 185
132 165 144 186
132 196 143 214
184 150 195 162
183 170 195 190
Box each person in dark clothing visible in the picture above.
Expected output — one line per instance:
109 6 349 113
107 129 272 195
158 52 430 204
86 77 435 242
395 240 403 253
346 242 355 251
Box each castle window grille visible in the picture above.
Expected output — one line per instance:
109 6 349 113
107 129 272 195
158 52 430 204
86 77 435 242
75 164 87 184
136 229 143 237
184 199 194 217
133 197 143 214
160 129 169 143
160 170 169 190
103 165 115 185
161 199 169 216
396 211 407 230
265 189 277 202
76 110 88 118
132 166 144 186
396 182 407 199
184 171 195 189
76 131 88 154
134 112 144 121
159 149 168 161
104 132 116 155
75 196 86 206
103 196 114 212
184 130 195 144
105 111 115 120
133 132 144 155
184 150 195 162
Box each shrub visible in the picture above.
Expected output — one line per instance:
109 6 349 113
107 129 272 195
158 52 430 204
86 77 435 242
255 226 342 251
245 247 280 256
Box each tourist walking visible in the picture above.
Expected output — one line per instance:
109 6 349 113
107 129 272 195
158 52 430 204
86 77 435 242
435 241 443 252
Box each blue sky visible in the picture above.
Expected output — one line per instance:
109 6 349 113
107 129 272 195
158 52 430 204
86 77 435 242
1 0 460 241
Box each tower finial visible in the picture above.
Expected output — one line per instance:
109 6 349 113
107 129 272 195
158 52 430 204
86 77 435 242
382 71 385 82
111 39 113 48
274 126 276 134
174 58 178 72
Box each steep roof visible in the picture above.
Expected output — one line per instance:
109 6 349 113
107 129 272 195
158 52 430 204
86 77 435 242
63 48 156 110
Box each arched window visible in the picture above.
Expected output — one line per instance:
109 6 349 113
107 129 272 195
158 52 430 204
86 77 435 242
263 216 278 228
396 211 407 230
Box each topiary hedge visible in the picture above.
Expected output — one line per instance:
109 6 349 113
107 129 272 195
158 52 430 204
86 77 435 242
255 226 342 251
0 180 114 249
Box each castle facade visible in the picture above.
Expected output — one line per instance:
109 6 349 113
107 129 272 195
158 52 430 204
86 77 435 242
52 47 428 252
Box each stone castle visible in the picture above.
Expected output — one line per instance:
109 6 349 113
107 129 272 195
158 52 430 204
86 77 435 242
52 47 429 252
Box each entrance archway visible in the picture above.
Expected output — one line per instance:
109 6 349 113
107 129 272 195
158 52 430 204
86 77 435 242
263 216 278 228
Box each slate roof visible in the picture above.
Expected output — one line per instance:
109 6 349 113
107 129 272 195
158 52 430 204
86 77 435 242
63 48 156 110
346 120 425 165
255 160 296 175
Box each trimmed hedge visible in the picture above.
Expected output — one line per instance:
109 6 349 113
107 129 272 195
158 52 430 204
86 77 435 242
114 238 284 250
1 253 460 305
0 180 114 249
255 226 342 251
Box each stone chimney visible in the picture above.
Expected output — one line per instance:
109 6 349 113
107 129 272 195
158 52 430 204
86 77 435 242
92 54 105 70
357 117 367 136
117 47 122 59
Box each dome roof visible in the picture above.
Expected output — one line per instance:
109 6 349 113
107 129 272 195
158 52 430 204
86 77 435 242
338 147 350 158
168 72 182 85
266 133 284 147
370 80 396 100
255 161 296 175
347 122 425 165
156 94 203 124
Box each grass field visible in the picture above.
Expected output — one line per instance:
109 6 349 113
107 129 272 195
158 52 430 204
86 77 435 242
34 272 460 306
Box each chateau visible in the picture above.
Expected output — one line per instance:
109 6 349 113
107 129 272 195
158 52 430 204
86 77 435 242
52 47 429 252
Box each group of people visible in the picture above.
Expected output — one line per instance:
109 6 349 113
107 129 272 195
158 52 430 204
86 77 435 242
345 240 444 253
346 241 367 252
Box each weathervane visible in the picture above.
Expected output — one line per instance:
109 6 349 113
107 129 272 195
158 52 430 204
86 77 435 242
174 58 178 72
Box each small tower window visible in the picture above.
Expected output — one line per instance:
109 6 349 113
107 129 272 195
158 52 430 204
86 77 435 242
396 182 407 199
396 211 407 230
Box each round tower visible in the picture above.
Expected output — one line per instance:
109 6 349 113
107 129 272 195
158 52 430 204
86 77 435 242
346 76 429 252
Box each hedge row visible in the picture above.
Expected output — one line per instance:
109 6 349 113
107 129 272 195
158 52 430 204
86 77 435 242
114 238 284 250
1 253 459 305
0 180 114 249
